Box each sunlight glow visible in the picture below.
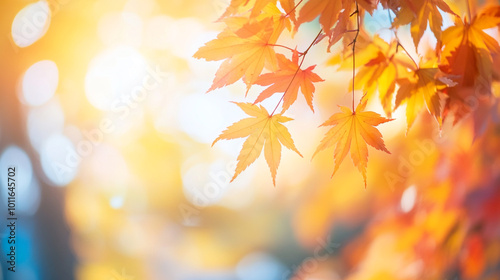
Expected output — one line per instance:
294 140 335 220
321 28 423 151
98 12 143 47
27 98 65 152
21 60 59 106
40 133 79 187
400 185 417 213
84 46 148 111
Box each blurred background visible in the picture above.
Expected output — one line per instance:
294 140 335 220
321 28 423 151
0 0 500 279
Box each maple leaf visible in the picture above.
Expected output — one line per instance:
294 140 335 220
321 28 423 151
355 46 411 117
194 14 285 92
296 0 342 34
253 51 324 112
394 60 449 133
296 0 377 37
328 30 376 66
218 0 296 23
329 35 414 117
439 6 500 133
441 6 500 64
392 0 457 48
213 102 302 185
327 5 352 50
313 98 393 187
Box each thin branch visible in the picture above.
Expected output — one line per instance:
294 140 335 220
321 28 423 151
270 30 323 116
285 0 304 18
351 2 360 112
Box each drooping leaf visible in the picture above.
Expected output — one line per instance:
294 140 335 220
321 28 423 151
296 0 342 35
439 6 500 134
329 35 414 117
313 98 393 187
213 102 302 185
392 0 457 48
395 60 450 133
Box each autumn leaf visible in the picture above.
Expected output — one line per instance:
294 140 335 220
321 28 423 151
441 6 500 73
439 6 500 132
218 0 296 22
328 30 377 67
296 0 341 35
329 35 414 117
395 60 450 133
313 98 393 187
327 5 352 50
392 0 457 48
296 0 377 38
213 102 302 185
194 15 284 92
253 51 324 112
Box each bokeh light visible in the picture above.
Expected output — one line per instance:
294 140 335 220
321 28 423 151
21 60 58 106
2 0 500 279
11 1 51 48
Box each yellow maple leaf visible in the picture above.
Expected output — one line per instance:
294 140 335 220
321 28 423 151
313 98 393 187
213 103 302 185
395 60 449 133
219 0 296 23
194 5 288 92
329 36 414 117
393 0 457 48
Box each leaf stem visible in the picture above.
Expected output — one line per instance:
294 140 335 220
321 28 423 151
466 0 472 22
387 9 419 69
351 2 360 112
270 29 323 116
396 41 418 69
269 44 303 54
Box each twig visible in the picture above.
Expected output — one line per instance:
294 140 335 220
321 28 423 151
351 2 360 112
285 0 304 18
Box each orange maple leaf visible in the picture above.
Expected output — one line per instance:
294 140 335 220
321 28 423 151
253 51 324 112
313 98 393 187
213 103 302 185
296 0 378 34
296 0 342 34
